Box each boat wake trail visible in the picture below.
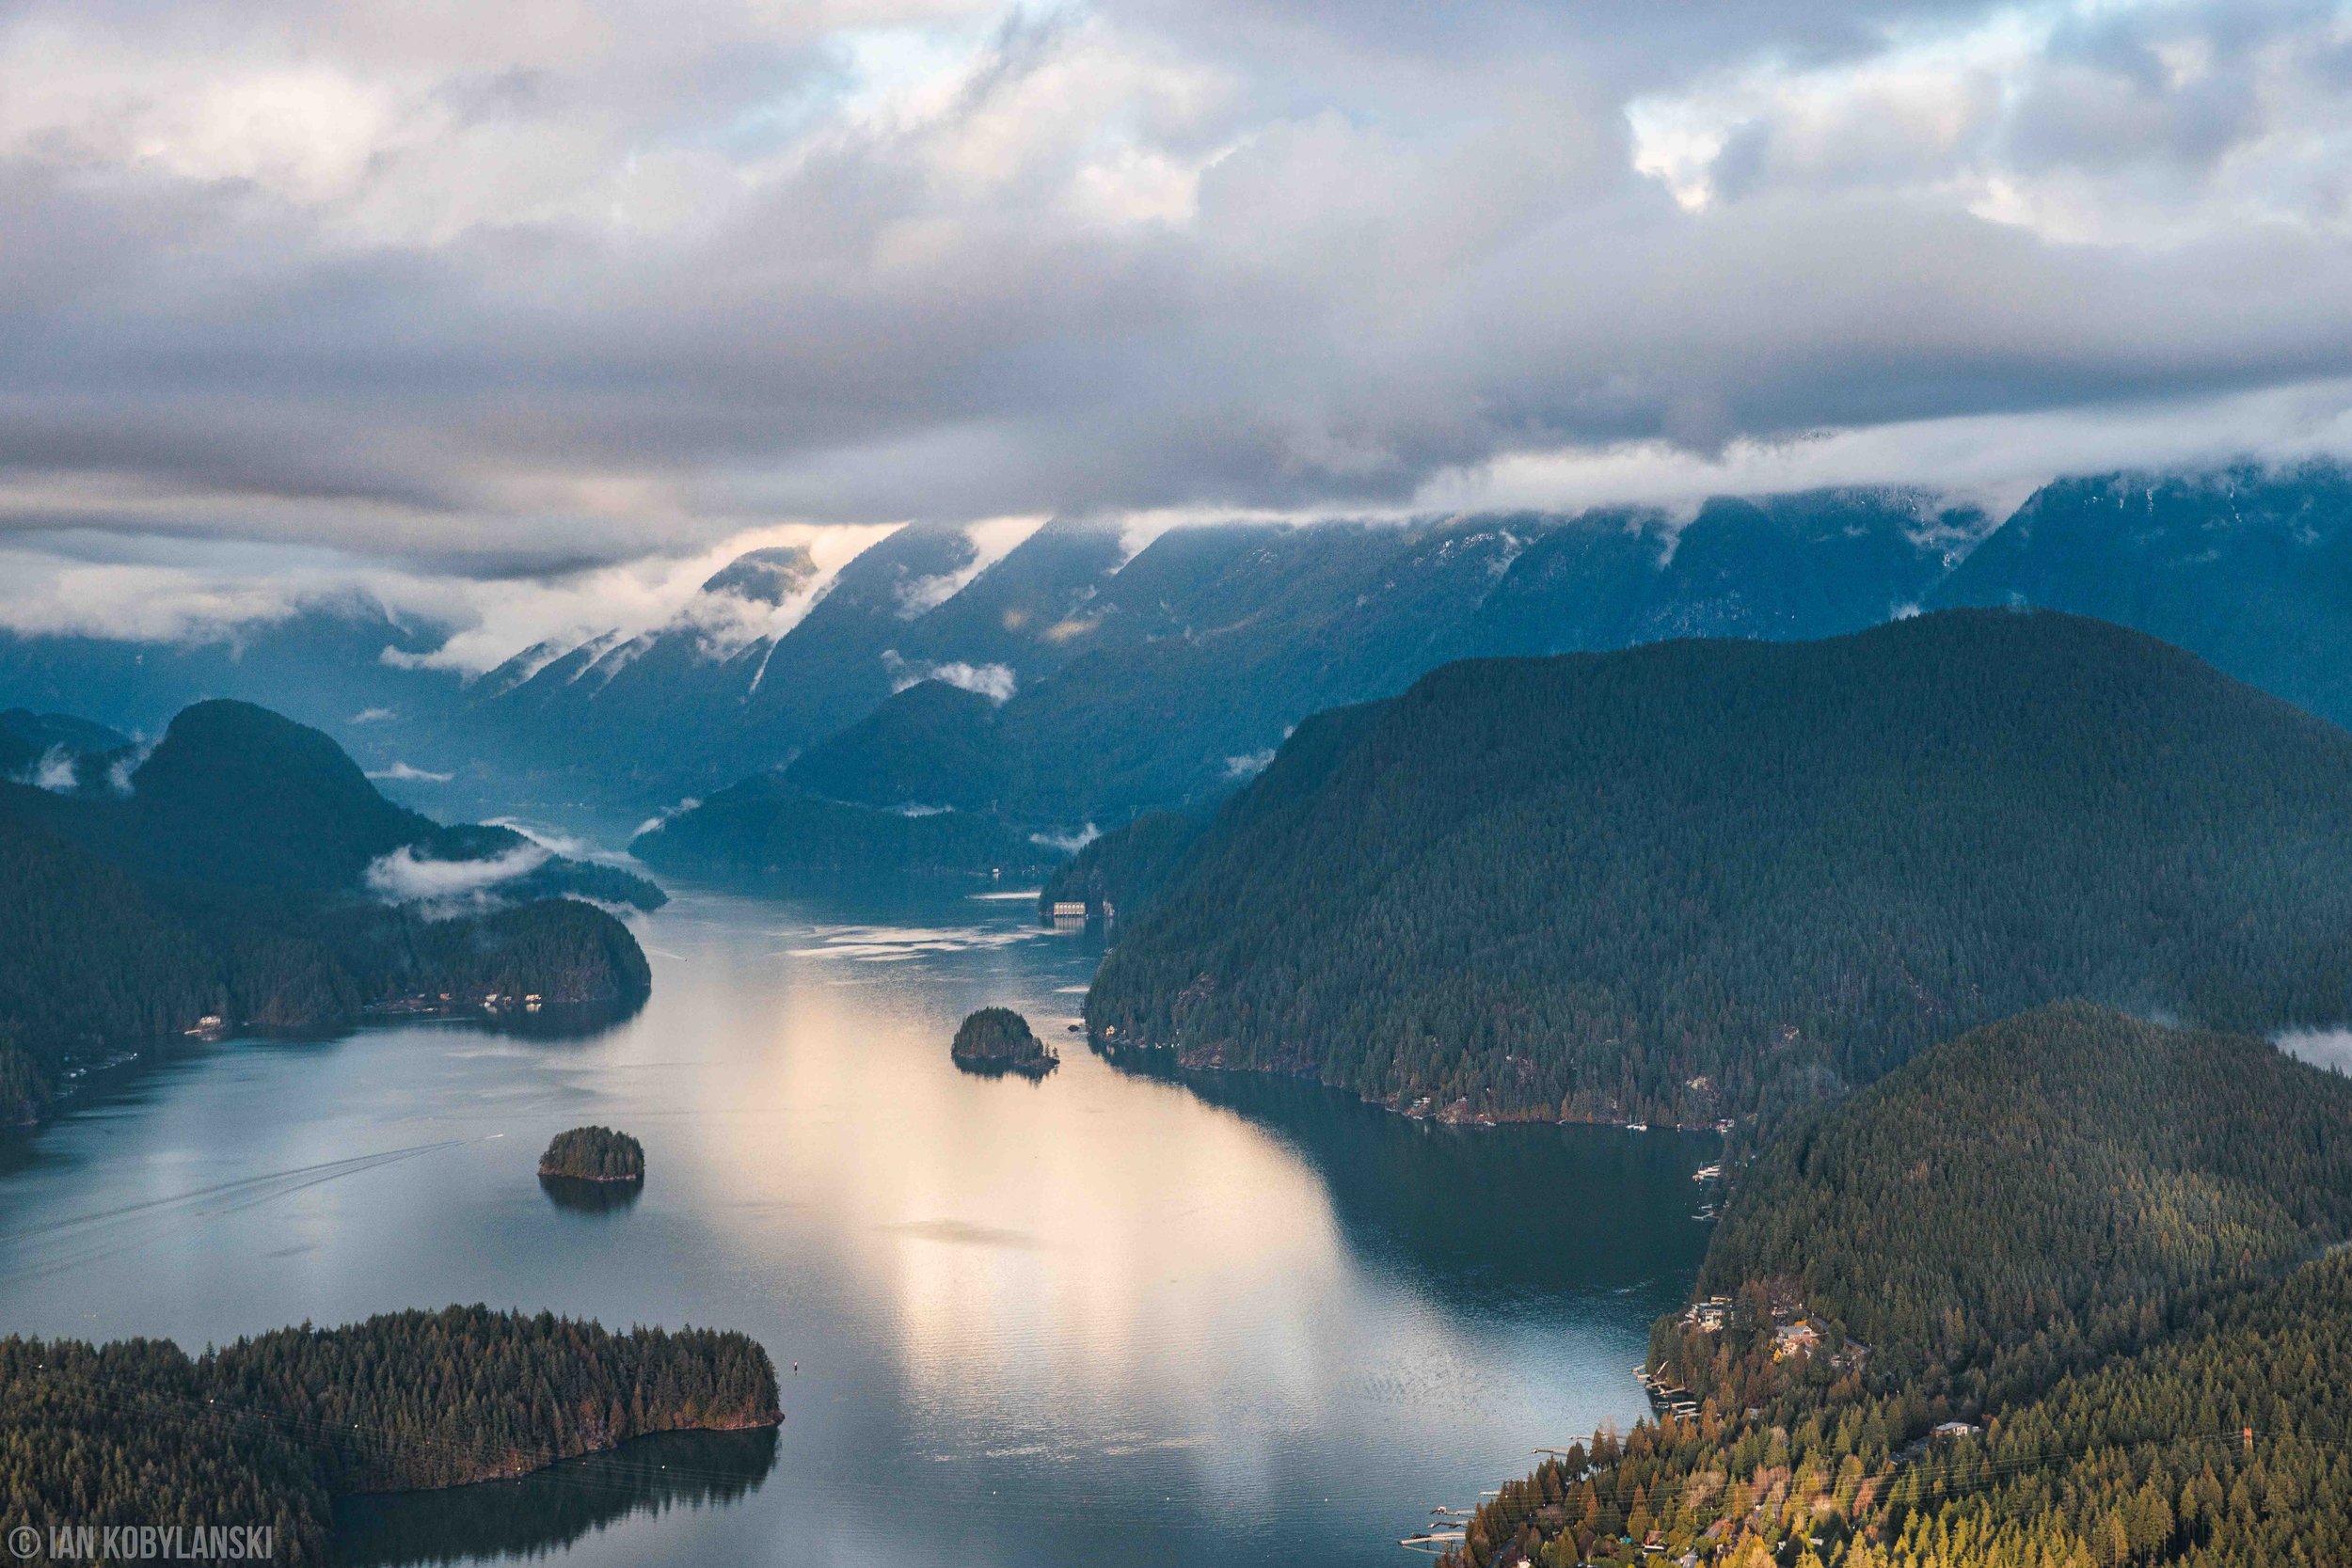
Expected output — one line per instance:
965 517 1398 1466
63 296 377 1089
0 1139 469 1286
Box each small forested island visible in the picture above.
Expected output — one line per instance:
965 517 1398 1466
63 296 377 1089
950 1006 1057 1076
0 1305 780 1565
539 1125 646 1182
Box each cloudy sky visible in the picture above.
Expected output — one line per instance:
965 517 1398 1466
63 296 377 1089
4 0 2352 656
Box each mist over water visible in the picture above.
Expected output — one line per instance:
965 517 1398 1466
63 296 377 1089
0 884 1711 1567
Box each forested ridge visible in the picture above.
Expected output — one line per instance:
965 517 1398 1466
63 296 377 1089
1083 610 2352 1125
0 709 125 786
1441 1005 2352 1568
1930 462 2352 736
0 1306 780 1564
631 768 1058 882
1688 1005 2352 1406
1035 698 1389 920
0 700 656 1124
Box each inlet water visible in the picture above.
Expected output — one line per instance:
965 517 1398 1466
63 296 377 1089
0 885 1711 1566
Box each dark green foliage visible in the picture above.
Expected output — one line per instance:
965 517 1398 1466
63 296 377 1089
227 934 362 1030
950 1007 1055 1073
631 771 1057 882
785 679 1006 812
0 1046 54 1127
1086 610 2352 1123
0 708 127 789
0 1307 780 1565
539 1125 645 1181
206 1307 777 1492
773 494 1973 830
1892 1251 2352 1568
62 701 660 908
0 808 220 1120
495 854 666 911
1932 462 2352 734
1046 696 1387 926
1038 803 1212 919
0 701 657 1123
1696 1003 2352 1403
112 698 426 890
336 899 654 1009
1442 1005 2352 1568
0 1335 328 1562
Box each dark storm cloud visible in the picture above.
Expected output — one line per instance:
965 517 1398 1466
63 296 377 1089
0 0 2348 571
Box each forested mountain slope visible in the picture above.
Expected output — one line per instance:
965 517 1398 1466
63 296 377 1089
0 709 127 786
791 492 1965 827
1685 1004 2352 1405
0 701 659 1123
1037 695 1387 919
0 603 463 744
1932 463 2352 732
0 813 218 1122
1444 1005 2352 1568
1459 490 1977 657
469 524 990 791
782 678 1004 812
630 769 1057 884
0 701 660 911
1083 610 2352 1124
5 464 2346 836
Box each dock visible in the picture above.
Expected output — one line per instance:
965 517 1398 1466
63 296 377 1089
1635 1363 1702 1420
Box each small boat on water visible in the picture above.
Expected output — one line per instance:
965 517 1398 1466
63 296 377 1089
1626 1121 1648 1132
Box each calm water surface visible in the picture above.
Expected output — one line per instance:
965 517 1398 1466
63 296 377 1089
0 883 1711 1566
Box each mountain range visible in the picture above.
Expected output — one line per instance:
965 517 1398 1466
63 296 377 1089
5 463 2348 849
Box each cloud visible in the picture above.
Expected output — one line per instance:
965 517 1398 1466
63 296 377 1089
1222 747 1276 780
365 760 453 783
630 797 701 842
1028 823 1100 854
0 0 2344 586
884 651 1019 703
893 516 1049 619
482 815 635 866
2276 1028 2352 1077
104 739 154 796
0 521 898 674
363 842 548 903
14 745 78 792
1413 378 2352 524
349 706 396 723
